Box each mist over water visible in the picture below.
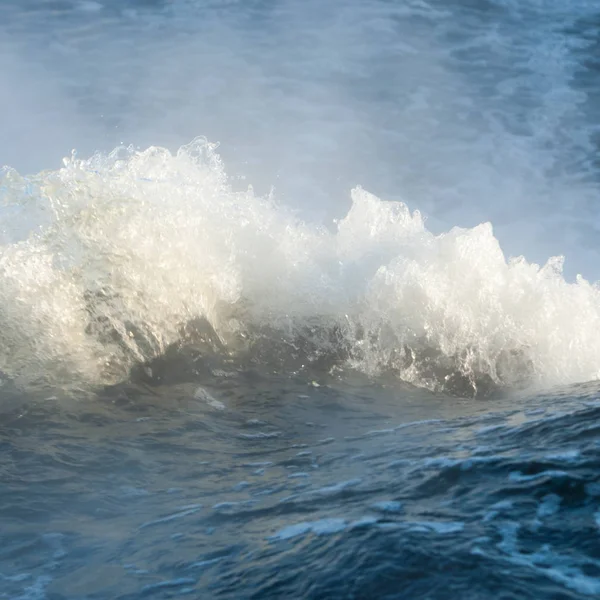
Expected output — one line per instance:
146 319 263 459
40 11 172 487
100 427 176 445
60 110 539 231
2 0 600 277
2 2 600 599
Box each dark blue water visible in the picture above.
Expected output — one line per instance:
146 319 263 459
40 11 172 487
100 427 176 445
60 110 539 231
2 370 600 599
2 1 600 598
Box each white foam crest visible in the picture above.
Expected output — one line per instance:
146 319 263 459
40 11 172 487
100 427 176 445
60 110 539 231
1 138 600 394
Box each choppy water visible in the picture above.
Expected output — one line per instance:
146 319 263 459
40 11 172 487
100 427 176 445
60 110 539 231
2 0 600 598
2 375 600 599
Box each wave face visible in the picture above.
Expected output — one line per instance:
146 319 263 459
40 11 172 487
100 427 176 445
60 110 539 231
1 138 600 395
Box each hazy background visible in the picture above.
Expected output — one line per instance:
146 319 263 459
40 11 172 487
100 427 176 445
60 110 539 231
1 0 600 279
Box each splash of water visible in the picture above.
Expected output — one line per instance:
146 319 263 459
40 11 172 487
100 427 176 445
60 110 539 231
1 138 599 395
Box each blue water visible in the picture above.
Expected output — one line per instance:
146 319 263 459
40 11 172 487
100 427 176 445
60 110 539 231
1 1 600 598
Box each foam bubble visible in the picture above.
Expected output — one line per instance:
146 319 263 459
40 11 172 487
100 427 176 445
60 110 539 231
269 518 348 541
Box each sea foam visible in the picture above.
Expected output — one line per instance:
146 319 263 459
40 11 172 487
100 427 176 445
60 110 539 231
1 138 599 394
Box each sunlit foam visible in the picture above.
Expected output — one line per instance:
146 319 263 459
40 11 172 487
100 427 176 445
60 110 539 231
1 138 599 395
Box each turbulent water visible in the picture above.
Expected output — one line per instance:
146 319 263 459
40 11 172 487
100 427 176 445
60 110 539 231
2 0 600 598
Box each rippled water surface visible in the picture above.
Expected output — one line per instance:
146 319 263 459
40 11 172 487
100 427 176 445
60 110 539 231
3 372 600 599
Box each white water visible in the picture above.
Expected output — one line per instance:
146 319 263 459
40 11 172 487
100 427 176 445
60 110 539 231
1 138 600 394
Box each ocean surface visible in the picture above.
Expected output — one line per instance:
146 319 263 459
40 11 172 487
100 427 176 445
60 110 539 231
1 0 600 598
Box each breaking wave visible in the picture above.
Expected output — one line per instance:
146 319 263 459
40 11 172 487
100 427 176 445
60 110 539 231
1 138 599 396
